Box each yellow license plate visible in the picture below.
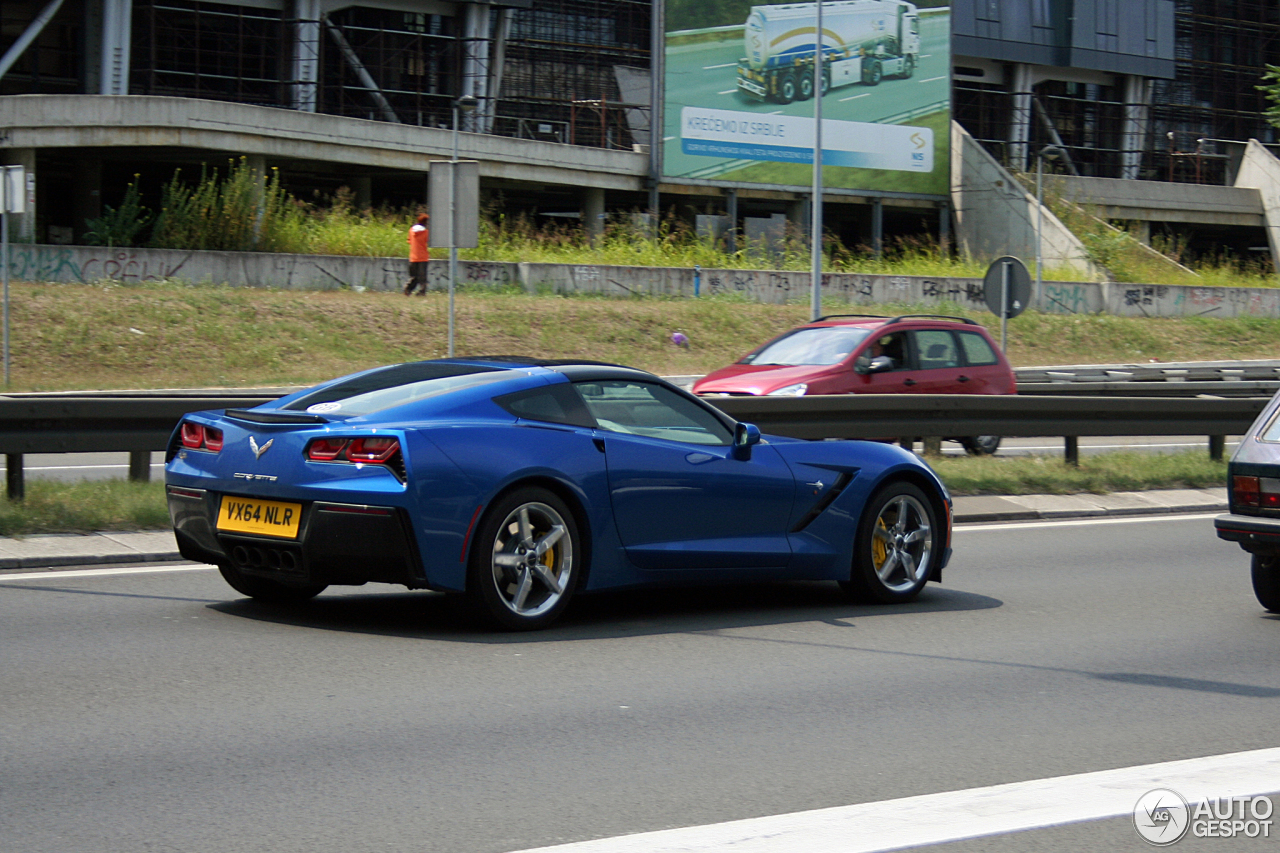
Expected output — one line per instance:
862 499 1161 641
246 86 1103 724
217 496 302 539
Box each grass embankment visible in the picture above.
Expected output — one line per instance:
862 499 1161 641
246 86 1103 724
12 281 1280 392
1 279 1255 534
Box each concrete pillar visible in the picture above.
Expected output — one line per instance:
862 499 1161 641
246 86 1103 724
787 196 809 236
460 1 492 134
73 158 103 242
1 148 37 241
938 200 951 254
582 186 605 242
290 0 321 112
1121 75 1150 181
871 197 883 259
351 175 372 210
725 188 738 253
244 154 266 242
99 0 132 95
1009 63 1033 172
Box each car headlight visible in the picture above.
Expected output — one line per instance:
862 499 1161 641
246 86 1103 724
767 383 808 397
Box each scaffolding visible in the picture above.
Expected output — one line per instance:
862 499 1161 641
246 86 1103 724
956 0 1280 184
125 0 650 150
0 0 82 96
1147 0 1280 184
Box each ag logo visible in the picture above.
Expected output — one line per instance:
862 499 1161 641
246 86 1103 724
1134 788 1190 846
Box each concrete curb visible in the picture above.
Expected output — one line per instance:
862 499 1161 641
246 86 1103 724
0 488 1229 573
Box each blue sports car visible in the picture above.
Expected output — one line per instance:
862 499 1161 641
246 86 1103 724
165 358 953 629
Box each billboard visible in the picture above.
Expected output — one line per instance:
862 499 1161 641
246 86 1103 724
663 0 951 196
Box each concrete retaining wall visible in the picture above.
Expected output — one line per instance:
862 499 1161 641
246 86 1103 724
6 242 1280 319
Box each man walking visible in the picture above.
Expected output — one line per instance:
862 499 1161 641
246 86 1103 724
404 213 430 295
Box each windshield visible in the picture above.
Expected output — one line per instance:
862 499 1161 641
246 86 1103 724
741 327 871 366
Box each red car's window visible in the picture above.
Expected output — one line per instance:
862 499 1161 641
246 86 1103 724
957 331 1000 366
742 327 871 366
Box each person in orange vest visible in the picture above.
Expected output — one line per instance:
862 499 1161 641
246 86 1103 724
404 213 430 295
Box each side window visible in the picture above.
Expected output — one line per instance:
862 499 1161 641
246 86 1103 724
913 330 960 369
494 384 594 428
867 332 909 370
958 331 999 366
574 381 733 446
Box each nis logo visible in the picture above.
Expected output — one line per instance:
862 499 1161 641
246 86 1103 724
910 132 926 162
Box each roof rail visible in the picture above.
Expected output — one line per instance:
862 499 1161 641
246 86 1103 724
882 314 979 326
813 314 891 322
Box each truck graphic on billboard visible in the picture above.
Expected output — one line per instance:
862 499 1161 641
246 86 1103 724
736 0 920 103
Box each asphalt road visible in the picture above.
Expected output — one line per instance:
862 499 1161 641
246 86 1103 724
2 514 1277 852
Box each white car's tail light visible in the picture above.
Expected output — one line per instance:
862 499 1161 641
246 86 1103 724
1233 475 1280 510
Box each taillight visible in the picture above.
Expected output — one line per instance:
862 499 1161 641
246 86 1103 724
179 421 222 452
307 437 348 461
306 436 401 465
181 422 204 448
347 436 399 463
1234 475 1280 510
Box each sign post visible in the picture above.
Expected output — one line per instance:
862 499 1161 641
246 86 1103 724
1 166 26 387
982 255 1031 352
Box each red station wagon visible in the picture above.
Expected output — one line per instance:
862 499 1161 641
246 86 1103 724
692 314 1017 455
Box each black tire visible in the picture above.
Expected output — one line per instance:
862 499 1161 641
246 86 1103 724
217 563 326 604
841 481 941 604
776 72 797 104
1252 555 1280 613
902 55 916 78
798 71 814 101
465 487 580 631
864 59 882 86
960 436 1001 456
821 68 831 95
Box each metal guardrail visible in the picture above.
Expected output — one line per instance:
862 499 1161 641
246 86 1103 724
0 393 280 500
0 390 1269 500
1015 359 1280 384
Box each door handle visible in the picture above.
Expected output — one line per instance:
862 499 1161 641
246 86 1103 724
957 375 971 383
902 378 917 386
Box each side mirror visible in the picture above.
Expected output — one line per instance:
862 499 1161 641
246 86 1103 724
732 422 761 460
855 354 894 375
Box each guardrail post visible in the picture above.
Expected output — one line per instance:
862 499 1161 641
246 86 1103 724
1209 435 1225 462
128 451 151 482
922 437 942 457
6 453 23 501
1065 437 1079 467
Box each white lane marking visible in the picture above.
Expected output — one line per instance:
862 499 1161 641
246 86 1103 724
717 89 737 95
918 75 948 83
0 564 213 581
704 62 738 70
959 513 1220 532
839 93 871 102
509 747 1280 853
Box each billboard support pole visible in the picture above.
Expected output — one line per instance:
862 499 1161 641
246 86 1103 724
809 0 824 322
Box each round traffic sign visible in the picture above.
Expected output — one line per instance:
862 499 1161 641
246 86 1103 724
982 256 1032 319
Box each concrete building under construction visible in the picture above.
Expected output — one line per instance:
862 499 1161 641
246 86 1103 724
2 0 1280 271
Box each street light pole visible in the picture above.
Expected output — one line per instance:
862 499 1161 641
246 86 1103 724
449 95 477 358
809 0 824 322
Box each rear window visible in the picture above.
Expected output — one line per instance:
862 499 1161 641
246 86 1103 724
742 327 871 366
958 331 999 366
283 363 513 417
